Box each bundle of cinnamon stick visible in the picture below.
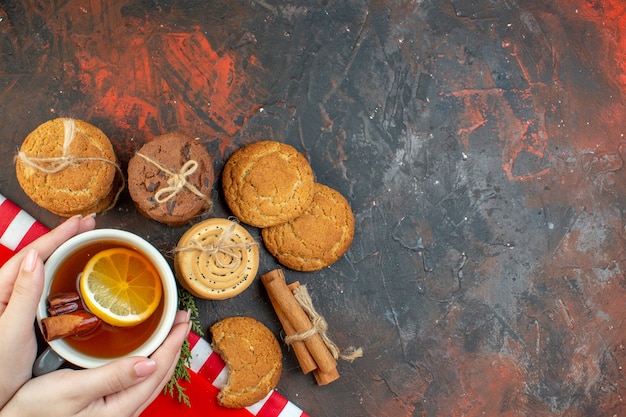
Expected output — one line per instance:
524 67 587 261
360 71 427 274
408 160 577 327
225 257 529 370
41 292 101 341
262 269 362 385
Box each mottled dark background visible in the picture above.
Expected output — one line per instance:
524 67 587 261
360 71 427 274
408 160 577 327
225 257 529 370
1 1 626 416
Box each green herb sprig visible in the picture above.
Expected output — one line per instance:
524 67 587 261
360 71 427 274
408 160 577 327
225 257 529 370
164 287 204 407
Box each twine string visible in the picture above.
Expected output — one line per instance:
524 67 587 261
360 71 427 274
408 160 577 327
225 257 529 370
285 285 363 362
15 118 118 174
135 152 211 205
155 159 197 203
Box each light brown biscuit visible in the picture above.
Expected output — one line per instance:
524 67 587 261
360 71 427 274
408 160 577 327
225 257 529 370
210 316 282 409
127 132 214 226
222 141 315 228
49 168 124 218
15 118 119 217
174 218 259 300
262 183 354 271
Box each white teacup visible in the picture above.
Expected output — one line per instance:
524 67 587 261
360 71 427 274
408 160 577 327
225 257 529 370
34 229 178 372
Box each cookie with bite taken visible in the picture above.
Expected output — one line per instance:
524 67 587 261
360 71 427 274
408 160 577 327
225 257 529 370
210 316 283 408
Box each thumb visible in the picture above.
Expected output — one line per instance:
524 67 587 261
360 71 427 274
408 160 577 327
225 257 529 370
2 249 44 328
75 357 158 400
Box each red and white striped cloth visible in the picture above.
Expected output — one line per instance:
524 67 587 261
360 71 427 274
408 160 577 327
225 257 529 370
0 193 308 417
141 332 310 417
0 193 49 265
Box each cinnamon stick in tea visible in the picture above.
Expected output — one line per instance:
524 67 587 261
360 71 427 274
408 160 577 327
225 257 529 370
261 269 337 374
41 311 101 341
47 291 82 316
48 301 80 316
47 292 80 308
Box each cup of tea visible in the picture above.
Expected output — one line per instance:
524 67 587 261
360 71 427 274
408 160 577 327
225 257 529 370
34 229 178 371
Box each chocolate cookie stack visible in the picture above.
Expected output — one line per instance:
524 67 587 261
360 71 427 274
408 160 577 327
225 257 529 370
127 132 214 226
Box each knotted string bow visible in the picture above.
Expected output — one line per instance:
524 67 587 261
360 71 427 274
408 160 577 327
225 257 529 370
135 152 211 206
173 220 257 270
16 118 119 173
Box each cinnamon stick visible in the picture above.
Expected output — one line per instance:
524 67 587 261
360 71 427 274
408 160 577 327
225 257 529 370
313 367 340 385
268 282 317 374
48 301 80 316
47 292 80 308
261 269 337 374
41 311 101 341
287 282 340 385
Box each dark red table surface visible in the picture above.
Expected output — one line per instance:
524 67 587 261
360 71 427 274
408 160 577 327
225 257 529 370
1 1 626 416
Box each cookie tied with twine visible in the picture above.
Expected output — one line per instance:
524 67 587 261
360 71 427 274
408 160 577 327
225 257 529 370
174 218 259 300
14 118 123 217
127 132 215 226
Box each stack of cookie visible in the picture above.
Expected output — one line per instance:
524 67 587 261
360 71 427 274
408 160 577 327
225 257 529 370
15 118 123 217
15 122 353 273
127 132 214 226
222 140 355 272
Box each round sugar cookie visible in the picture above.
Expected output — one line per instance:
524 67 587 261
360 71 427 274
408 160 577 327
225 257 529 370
15 118 119 217
210 316 282 408
262 183 354 271
222 141 315 228
174 218 259 300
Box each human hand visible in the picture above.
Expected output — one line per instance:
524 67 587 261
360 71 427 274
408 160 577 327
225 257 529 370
0 214 96 408
0 310 191 417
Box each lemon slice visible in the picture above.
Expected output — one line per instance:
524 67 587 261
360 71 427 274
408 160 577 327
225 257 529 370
79 247 162 327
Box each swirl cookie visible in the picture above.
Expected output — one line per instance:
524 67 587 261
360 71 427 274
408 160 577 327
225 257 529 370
262 183 354 271
127 132 214 226
210 316 282 408
15 118 122 217
222 141 315 228
174 218 259 300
